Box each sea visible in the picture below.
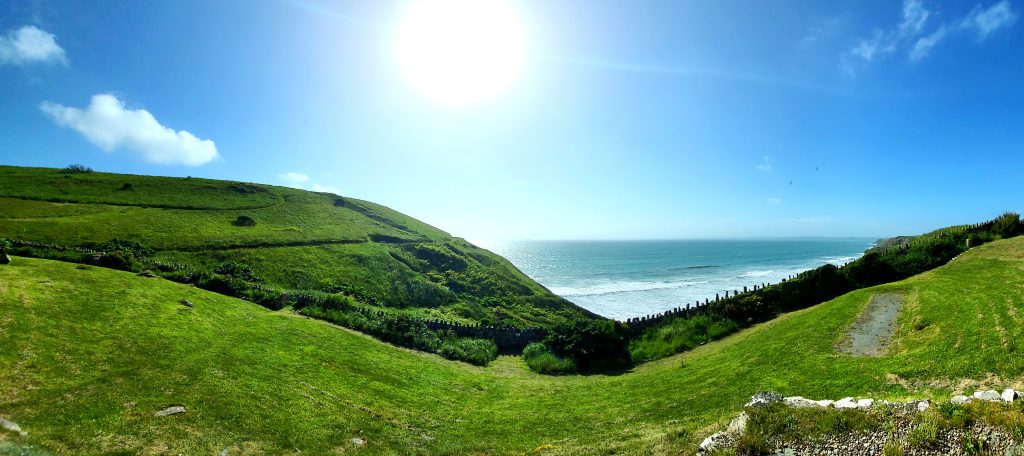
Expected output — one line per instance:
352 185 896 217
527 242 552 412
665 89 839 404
489 239 876 321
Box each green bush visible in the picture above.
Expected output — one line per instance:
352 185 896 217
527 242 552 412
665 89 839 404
214 261 261 283
992 212 1021 239
233 215 257 227
61 164 93 174
439 338 498 366
0 238 10 254
545 319 631 372
522 342 576 374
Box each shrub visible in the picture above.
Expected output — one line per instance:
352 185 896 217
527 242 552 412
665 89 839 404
96 251 136 271
908 412 940 449
522 342 576 374
62 164 93 174
0 238 10 254
233 215 257 227
992 212 1021 239
119 182 134 191
438 338 498 366
214 261 261 282
545 319 632 372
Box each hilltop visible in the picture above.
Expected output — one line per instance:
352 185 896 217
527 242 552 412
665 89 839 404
4 232 1024 453
0 165 596 331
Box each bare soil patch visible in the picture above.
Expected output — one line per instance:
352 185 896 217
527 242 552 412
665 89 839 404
837 293 903 356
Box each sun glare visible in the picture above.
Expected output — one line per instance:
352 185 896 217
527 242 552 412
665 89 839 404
396 0 526 105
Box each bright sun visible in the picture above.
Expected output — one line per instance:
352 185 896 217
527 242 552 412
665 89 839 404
396 0 526 105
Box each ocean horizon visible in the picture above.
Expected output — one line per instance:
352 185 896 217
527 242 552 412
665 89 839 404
490 238 876 320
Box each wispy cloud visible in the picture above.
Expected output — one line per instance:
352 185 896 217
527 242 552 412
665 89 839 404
767 197 783 205
845 0 1017 71
755 156 775 173
909 26 948 62
40 94 219 166
0 25 66 66
962 0 1018 39
278 172 339 194
278 172 310 187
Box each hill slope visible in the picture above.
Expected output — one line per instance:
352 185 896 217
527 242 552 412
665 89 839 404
3 236 1024 454
0 165 596 328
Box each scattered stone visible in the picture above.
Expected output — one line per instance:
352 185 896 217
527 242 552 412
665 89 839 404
0 417 26 436
834 397 859 409
727 412 748 434
916 400 931 412
746 391 783 408
784 396 820 408
951 395 973 404
974 390 1002 402
219 449 228 456
138 270 157 278
0 254 10 265
1003 388 1019 403
856 399 874 409
154 406 186 417
814 399 835 408
699 431 731 453
351 437 366 447
180 299 194 308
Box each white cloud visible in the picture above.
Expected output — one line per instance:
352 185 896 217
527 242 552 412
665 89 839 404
846 0 1018 69
909 26 948 61
851 31 886 61
768 197 783 205
311 183 340 194
899 0 932 37
0 25 67 66
755 156 774 173
40 94 220 166
278 172 339 194
962 0 1018 39
278 172 310 188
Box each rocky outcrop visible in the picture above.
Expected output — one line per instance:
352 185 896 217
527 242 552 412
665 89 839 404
697 389 1023 455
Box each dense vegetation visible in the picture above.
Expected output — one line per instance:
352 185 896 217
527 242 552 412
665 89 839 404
0 165 597 364
5 236 1024 453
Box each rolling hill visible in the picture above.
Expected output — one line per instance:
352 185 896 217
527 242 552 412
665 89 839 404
3 230 1024 454
0 165 597 329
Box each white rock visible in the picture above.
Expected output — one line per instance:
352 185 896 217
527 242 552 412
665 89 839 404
351 437 366 447
951 395 973 404
917 400 931 412
727 412 748 434
814 399 835 408
699 431 730 452
835 397 858 409
745 391 783 408
1003 389 1018 403
856 399 874 409
0 417 26 437
974 390 1002 402
154 406 186 417
784 396 820 408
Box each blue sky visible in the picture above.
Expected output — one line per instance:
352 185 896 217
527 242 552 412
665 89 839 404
1 0 1021 241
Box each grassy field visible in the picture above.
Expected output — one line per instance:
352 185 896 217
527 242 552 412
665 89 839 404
0 166 594 327
4 235 1024 454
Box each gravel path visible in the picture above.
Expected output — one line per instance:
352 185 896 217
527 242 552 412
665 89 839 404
837 293 903 356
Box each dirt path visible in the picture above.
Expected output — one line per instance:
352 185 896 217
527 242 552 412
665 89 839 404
837 293 903 356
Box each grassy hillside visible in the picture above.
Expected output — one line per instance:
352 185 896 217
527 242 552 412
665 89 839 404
0 166 595 328
4 236 1024 454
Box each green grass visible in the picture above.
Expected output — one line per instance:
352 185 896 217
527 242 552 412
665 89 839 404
0 166 593 327
4 236 1024 453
